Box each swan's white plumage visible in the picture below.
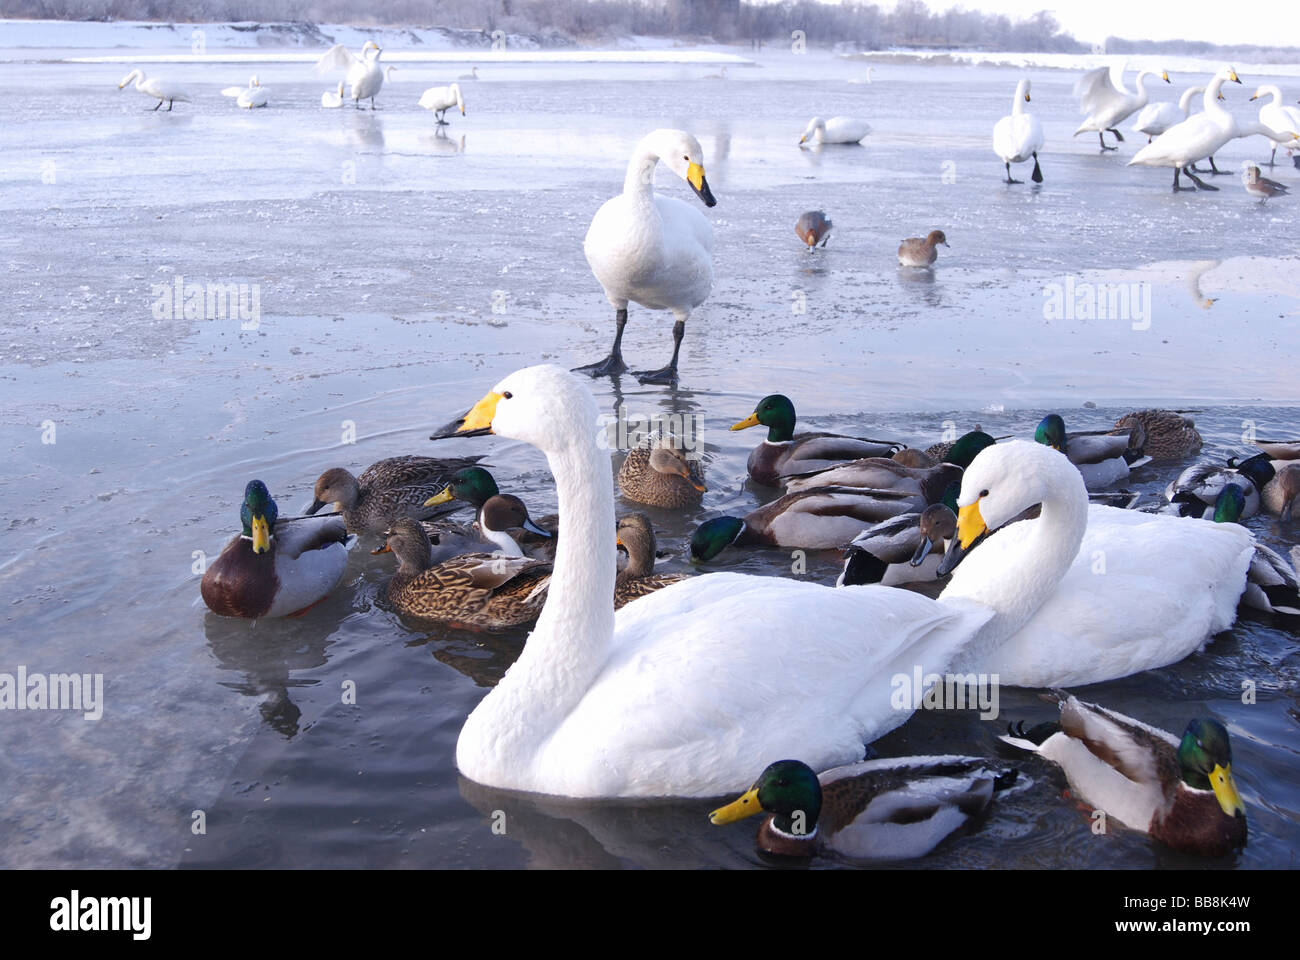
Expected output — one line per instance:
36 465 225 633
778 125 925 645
118 69 191 106
316 41 384 106
800 116 871 144
418 82 465 117
993 78 1044 166
1074 66 1165 136
321 81 345 108
1132 86 1203 137
584 129 714 322
222 75 269 109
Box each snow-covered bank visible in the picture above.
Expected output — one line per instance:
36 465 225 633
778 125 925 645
843 48 1300 79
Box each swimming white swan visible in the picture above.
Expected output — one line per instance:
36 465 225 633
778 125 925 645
576 129 716 384
417 82 465 125
321 81 345 108
117 68 191 111
429 365 995 798
221 75 269 109
434 373 1260 800
1250 85 1300 166
799 116 871 145
1132 85 1204 141
459 66 479 80
937 440 1253 687
315 40 384 109
1130 68 1298 191
1074 65 1169 150
992 78 1043 184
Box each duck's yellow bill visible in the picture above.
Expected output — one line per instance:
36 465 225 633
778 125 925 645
251 514 271 554
424 487 456 508
460 391 503 434
1211 763 1245 817
730 412 761 431
956 499 987 549
709 785 763 825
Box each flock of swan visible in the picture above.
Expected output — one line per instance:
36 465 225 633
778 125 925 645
118 41 469 121
171 47 1300 862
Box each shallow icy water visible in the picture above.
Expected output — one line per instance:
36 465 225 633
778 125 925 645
1 50 1298 868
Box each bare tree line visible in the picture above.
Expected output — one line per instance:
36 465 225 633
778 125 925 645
4 0 1295 59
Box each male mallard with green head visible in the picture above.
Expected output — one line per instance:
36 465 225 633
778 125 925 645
615 513 687 608
731 394 902 487
711 756 1018 861
617 434 706 509
423 466 558 558
1002 692 1247 857
374 517 551 629
306 454 482 535
1035 413 1147 489
201 479 350 618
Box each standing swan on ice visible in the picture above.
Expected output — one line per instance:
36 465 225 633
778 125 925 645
1074 66 1169 150
992 78 1044 184
118 69 191 111
418 82 466 125
576 129 717 384
1249 85 1300 166
315 40 384 110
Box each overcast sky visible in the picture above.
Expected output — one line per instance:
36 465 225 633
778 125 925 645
871 0 1297 47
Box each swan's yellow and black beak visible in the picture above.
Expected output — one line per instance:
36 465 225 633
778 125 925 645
430 391 502 440
1161 71 1170 83
1228 68 1241 84
1025 92 1031 102
709 785 763 825
250 513 271 554
1211 764 1245 818
935 498 988 576
688 162 717 208
730 412 761 431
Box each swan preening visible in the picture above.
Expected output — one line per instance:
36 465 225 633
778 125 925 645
117 68 191 111
417 82 466 124
799 116 871 145
321 81 345 108
577 129 716 384
992 78 1043 184
1129 68 1299 191
316 40 385 109
1074 65 1169 150
221 75 269 109
429 366 1258 799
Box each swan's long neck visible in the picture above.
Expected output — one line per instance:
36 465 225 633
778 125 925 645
1132 71 1156 104
470 419 617 747
1259 86 1282 106
1011 81 1028 116
1203 75 1229 118
1179 87 1202 115
623 142 662 201
942 466 1088 661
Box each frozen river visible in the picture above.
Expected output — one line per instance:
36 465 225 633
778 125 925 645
1 45 1298 868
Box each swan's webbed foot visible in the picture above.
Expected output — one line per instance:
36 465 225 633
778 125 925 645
1004 162 1022 184
1031 154 1043 184
1173 168 1196 191
573 353 628 377
633 364 679 386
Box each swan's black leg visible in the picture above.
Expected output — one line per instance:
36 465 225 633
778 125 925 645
1031 153 1043 183
1098 131 1117 151
1004 161 1022 184
1267 145 1278 167
633 319 685 385
1207 156 1229 176
573 307 629 377
1183 165 1218 191
1108 127 1125 143
152 100 162 111
167 100 173 111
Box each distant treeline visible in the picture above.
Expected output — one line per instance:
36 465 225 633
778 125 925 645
3 0 1296 60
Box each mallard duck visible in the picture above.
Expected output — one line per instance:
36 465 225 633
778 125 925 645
428 367 1266 797
691 485 927 560
892 448 934 468
424 466 559 558
1250 438 1300 460
615 513 687 608
795 211 832 250
617 435 705 508
925 429 1002 465
1224 452 1300 520
1164 455 1273 519
1112 409 1203 460
1203 484 1300 616
730 394 902 487
201 480 350 618
374 518 551 629
1001 692 1246 857
307 455 482 535
783 456 964 498
897 230 948 267
837 502 957 591
710 757 1019 861
1035 413 1147 489
576 129 716 384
